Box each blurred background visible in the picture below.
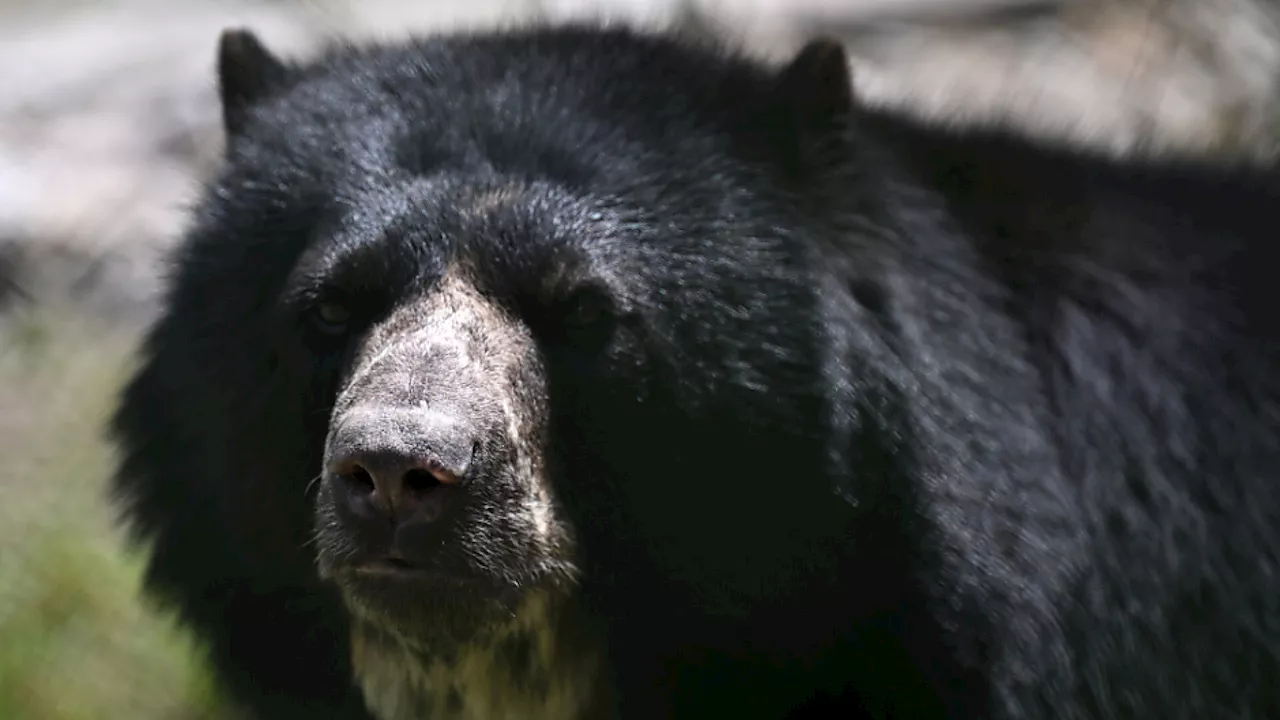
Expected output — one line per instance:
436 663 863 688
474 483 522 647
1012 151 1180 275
1 0 1276 718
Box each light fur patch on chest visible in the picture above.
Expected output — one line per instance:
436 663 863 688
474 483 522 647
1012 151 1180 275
351 592 606 720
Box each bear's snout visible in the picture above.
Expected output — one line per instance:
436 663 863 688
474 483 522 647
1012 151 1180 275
325 406 477 558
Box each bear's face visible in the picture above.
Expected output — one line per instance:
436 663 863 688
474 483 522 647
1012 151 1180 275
202 28 864 659
294 162 817 641
303 179 601 644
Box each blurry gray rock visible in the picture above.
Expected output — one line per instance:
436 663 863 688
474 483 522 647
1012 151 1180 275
3 0 1277 328
828 0 1280 162
0 0 325 325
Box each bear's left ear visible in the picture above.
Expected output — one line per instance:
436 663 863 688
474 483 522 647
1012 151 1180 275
774 38 856 172
217 28 293 138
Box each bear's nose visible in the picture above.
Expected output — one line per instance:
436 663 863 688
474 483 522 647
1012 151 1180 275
325 408 476 525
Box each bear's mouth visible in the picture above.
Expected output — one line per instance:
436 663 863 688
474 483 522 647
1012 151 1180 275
350 556 480 586
344 555 487 590
355 556 423 577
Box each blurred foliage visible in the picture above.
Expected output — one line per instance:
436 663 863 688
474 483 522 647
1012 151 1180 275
0 308 239 720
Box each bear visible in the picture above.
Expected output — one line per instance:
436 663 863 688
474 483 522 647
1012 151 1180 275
109 20 1280 720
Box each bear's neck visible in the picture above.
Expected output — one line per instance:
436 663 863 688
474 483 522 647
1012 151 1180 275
350 590 610 720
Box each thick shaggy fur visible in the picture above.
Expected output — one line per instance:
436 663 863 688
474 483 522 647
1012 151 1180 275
111 21 1280 720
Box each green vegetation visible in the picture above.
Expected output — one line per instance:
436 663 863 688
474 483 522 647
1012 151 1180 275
0 307 239 720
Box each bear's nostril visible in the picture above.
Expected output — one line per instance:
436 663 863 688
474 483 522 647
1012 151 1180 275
340 464 376 494
404 468 443 494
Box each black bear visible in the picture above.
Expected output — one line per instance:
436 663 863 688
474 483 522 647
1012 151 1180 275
111 21 1280 720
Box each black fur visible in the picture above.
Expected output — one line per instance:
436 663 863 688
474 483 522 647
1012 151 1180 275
111 21 1280 719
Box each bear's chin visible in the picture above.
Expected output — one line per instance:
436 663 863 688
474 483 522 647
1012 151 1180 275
329 560 536 647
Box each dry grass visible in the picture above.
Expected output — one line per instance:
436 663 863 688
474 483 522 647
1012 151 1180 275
0 306 238 720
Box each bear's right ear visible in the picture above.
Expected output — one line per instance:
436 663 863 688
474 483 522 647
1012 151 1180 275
217 28 292 138
774 38 857 177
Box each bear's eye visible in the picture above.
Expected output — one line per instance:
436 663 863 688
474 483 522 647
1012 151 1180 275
307 299 352 336
560 286 616 351
565 291 606 327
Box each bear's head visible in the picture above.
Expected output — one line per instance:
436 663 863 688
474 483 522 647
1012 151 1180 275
199 26 878 712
